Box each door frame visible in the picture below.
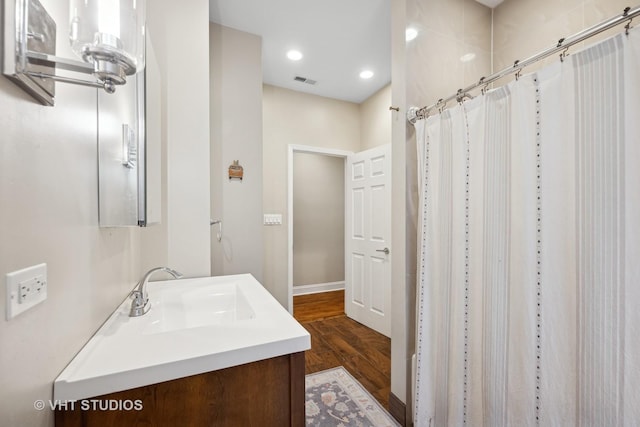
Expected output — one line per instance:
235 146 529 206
286 144 353 313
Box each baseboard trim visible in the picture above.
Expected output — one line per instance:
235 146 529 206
292 281 345 296
389 392 407 426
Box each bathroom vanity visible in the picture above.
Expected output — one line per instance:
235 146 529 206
53 274 310 426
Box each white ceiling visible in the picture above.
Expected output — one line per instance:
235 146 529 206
209 0 391 104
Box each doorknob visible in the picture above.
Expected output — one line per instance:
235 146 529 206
376 247 390 255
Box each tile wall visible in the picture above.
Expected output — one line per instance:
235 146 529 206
494 0 633 73
406 0 492 111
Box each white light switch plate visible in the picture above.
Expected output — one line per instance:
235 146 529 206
263 214 282 226
6 263 47 320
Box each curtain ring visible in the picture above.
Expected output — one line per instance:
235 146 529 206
623 7 632 35
560 47 569 62
479 77 489 95
513 60 522 80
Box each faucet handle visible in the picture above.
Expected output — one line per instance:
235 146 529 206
129 290 150 316
129 289 144 301
129 290 145 305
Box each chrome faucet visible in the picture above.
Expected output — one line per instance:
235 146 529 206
129 267 183 317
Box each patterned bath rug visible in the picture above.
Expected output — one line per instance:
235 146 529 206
305 366 400 427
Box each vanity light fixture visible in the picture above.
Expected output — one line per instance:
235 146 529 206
359 70 374 79
2 0 146 106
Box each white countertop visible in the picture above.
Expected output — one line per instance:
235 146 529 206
54 274 310 401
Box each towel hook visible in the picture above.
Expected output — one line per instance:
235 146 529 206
210 219 222 242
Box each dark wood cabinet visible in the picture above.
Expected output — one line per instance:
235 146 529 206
55 352 305 427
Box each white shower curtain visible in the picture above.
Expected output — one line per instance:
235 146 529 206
414 27 640 427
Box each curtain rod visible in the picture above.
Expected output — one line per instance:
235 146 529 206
407 5 640 123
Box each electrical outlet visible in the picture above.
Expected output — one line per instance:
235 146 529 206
6 263 47 320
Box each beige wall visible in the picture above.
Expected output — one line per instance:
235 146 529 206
292 84 389 289
0 0 210 425
293 153 345 286
494 0 630 72
147 0 211 278
210 24 263 281
360 84 392 151
390 0 409 411
263 85 362 305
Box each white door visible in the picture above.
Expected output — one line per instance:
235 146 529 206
345 144 391 337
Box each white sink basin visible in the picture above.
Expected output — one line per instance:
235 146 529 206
143 282 256 334
54 274 310 402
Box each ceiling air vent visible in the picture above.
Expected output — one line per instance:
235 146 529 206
294 76 317 85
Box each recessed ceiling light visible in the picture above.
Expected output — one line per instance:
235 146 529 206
359 70 374 79
287 50 303 61
406 28 418 42
460 52 476 62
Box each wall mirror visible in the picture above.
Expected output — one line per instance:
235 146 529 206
98 33 161 227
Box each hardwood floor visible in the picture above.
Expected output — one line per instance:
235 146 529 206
293 290 391 410
293 289 345 322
